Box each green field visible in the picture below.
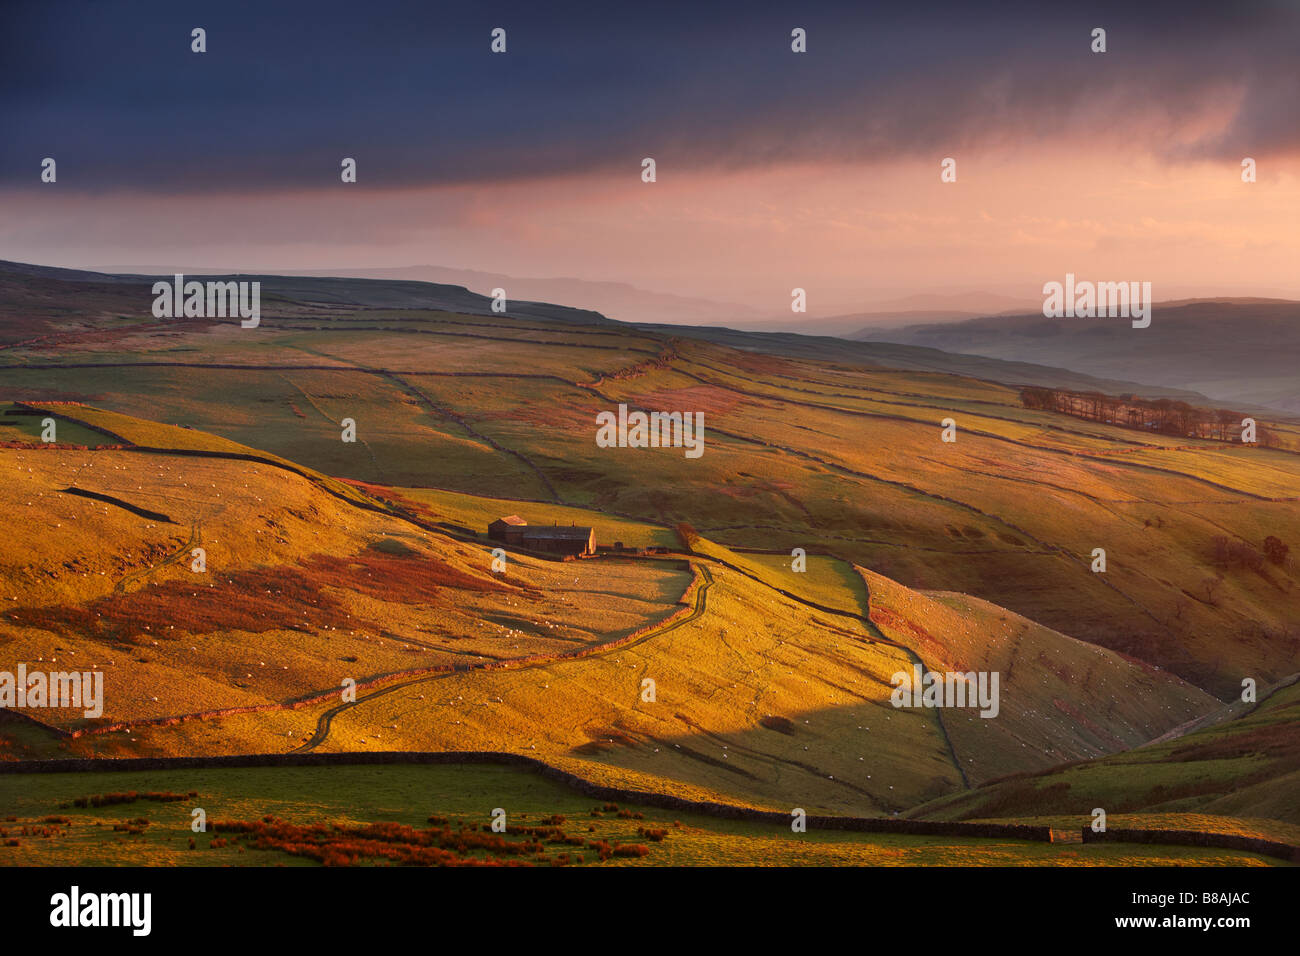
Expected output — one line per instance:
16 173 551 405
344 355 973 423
0 763 1284 867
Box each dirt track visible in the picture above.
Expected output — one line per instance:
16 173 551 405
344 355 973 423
291 563 714 753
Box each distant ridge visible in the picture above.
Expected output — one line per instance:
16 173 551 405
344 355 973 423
852 299 1300 413
0 259 616 327
96 262 761 327
1 259 1291 417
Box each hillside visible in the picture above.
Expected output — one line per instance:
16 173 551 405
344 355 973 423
0 264 1296 847
910 677 1300 827
1 262 1296 703
0 258 614 347
0 413 1224 817
854 300 1300 413
3 761 1282 867
0 419 689 736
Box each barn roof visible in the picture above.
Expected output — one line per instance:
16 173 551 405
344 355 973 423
490 514 527 526
522 526 593 540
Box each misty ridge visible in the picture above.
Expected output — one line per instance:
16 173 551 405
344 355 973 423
853 299 1300 414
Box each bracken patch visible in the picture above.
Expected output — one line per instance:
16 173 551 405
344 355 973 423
7 548 506 639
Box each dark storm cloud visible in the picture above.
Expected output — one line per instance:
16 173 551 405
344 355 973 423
0 0 1295 193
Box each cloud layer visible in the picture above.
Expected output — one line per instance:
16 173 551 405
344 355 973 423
2 0 1297 194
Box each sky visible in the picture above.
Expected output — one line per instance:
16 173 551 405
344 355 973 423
1 0 1297 318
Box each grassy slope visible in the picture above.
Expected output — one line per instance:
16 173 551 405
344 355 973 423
0 440 688 736
40 506 1220 819
384 484 677 550
861 571 1216 785
1 284 1296 850
0 763 1282 866
910 678 1300 826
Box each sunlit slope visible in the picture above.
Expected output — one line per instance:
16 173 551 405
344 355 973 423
0 438 688 735
682 539 872 616
860 571 1217 784
683 536 1218 785
94 554 954 814
585 347 1300 695
911 678 1300 826
5 303 1298 697
109 527 1221 817
374 484 677 552
4 400 379 510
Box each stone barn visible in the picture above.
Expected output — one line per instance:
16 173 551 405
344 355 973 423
487 516 595 557
521 524 596 557
487 514 528 545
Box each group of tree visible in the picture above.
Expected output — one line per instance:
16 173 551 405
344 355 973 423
1019 386 1279 445
675 521 700 554
1211 534 1290 572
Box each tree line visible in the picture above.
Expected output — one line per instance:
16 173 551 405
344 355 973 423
1018 386 1279 446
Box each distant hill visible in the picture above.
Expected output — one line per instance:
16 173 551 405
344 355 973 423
813 291 1042 333
852 299 1300 413
0 259 616 328
1 259 1287 419
635 321 1277 414
98 262 762 328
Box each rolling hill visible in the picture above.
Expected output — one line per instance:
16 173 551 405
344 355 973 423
0 408 1224 819
911 676 1300 828
0 262 1296 863
853 299 1300 413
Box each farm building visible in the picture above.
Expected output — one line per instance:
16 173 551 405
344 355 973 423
487 516 596 557
487 514 527 545
521 524 596 556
